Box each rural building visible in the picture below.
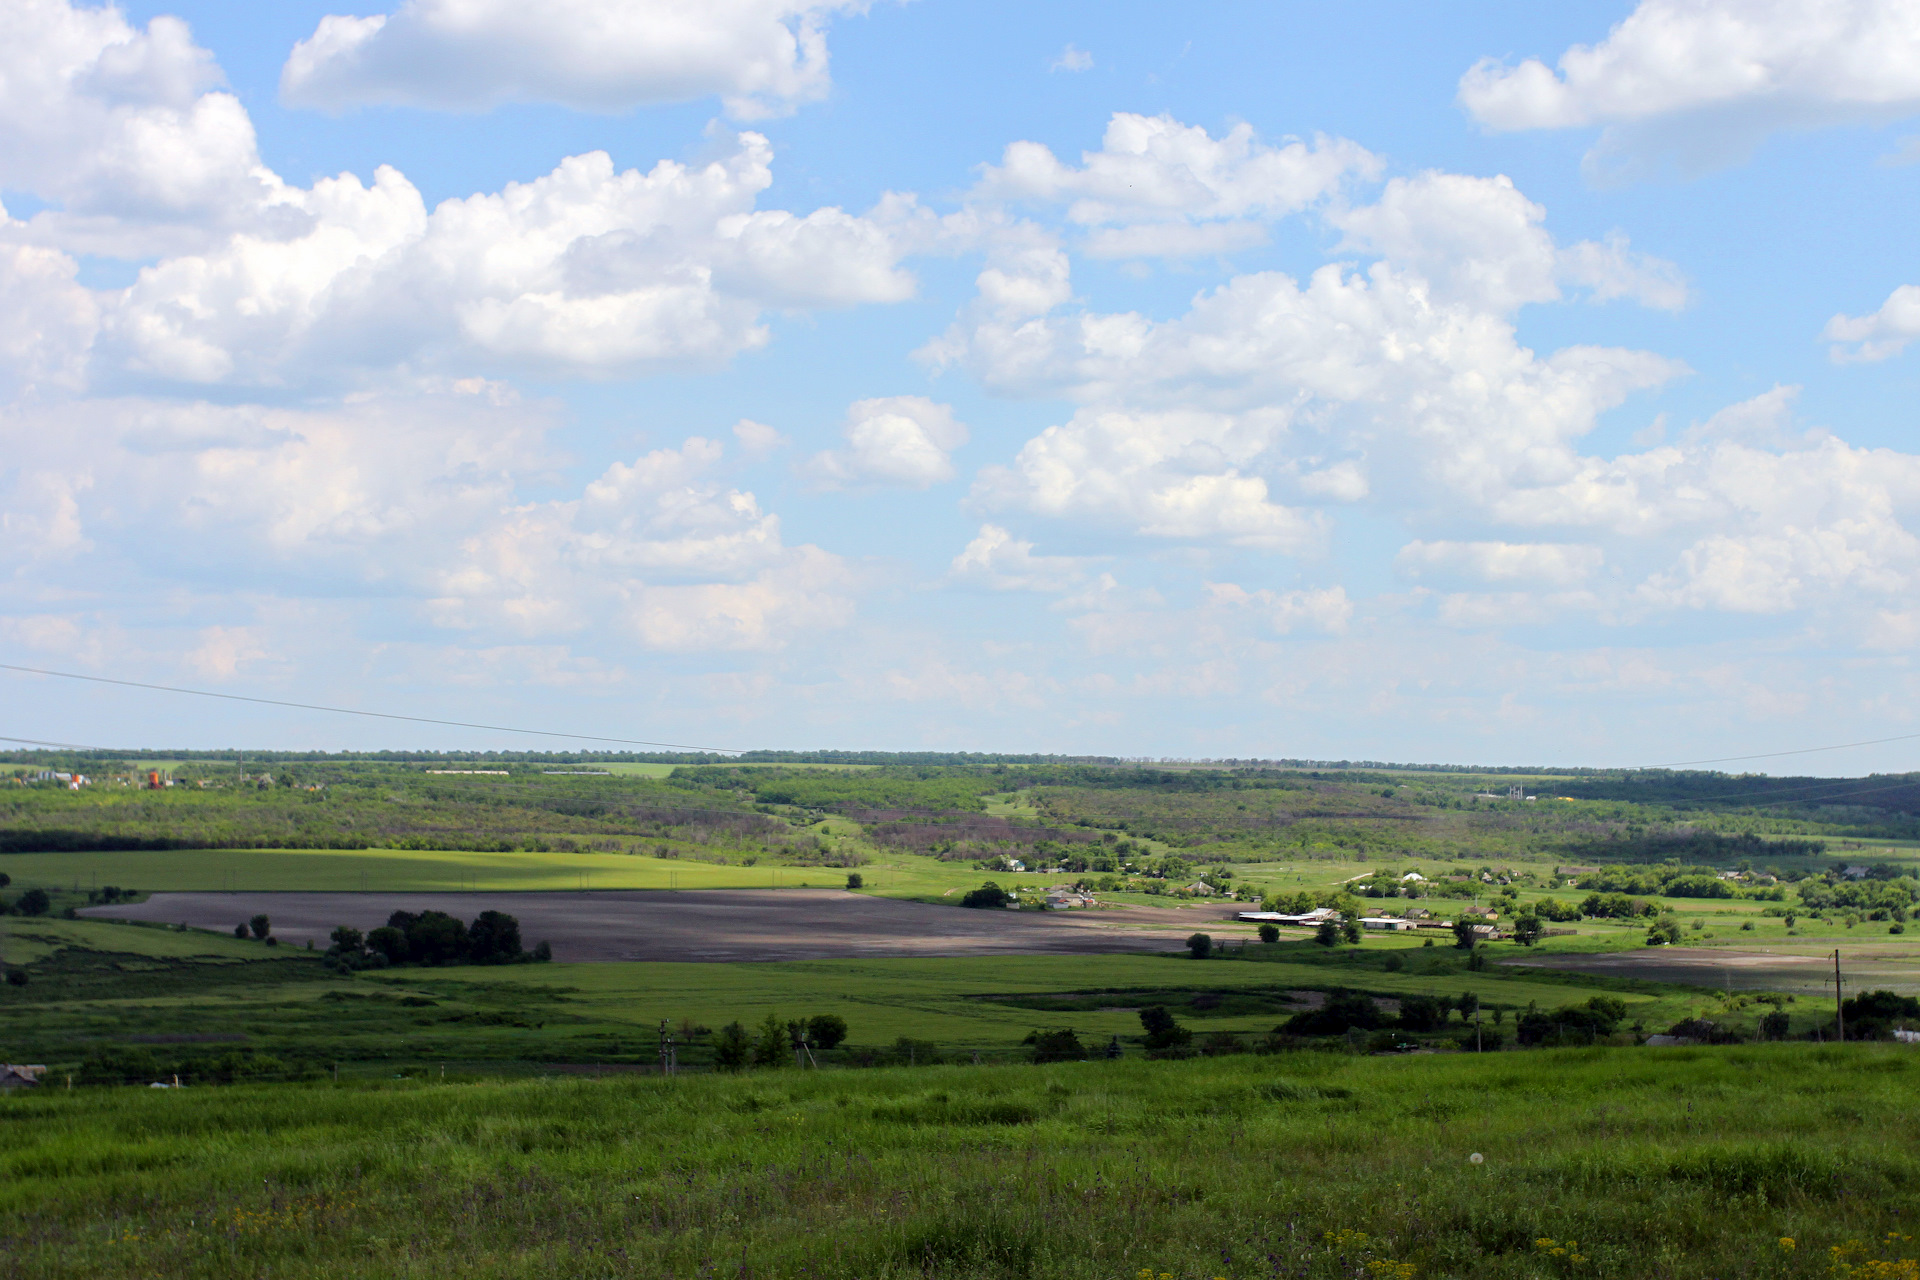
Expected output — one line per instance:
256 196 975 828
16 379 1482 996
1400 871 1425 883
0 1064 46 1090
1235 907 1337 928
1359 917 1416 931
1183 881 1217 896
1401 907 1432 920
1462 905 1499 919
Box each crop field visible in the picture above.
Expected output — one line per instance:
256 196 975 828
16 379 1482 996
4 1046 1919 1279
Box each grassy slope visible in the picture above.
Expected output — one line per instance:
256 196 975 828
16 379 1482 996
4 923 1745 1072
2 1047 1915 1279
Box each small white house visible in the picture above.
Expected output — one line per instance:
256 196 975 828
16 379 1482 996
1400 871 1426 883
1360 917 1417 931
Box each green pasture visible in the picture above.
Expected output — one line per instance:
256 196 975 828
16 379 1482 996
4 1045 1918 1279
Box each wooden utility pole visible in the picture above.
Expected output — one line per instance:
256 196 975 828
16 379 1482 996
1834 949 1845 1042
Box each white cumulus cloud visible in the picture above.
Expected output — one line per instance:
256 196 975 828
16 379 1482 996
1825 284 1920 361
281 0 867 119
1460 0 1920 174
805 396 969 488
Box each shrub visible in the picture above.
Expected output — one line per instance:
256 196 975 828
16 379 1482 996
961 882 1010 909
531 940 552 962
1282 989 1383 1037
17 888 50 917
234 922 248 939
806 1013 848 1049
1139 1005 1192 1053
366 926 409 964
845 873 863 890
1314 920 1340 947
1646 917 1684 946
1028 1028 1087 1063
1186 932 1213 959
1512 915 1543 946
465 910 523 964
4 968 27 987
249 914 271 940
712 1022 751 1071
1257 923 1279 944
752 1011 790 1066
1398 994 1444 1032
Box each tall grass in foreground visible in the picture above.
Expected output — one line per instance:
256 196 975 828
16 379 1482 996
1 1046 1915 1278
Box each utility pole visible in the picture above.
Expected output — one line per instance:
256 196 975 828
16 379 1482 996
1834 949 1845 1043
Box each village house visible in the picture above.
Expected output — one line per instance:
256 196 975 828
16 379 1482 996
1183 880 1218 896
0 1064 47 1090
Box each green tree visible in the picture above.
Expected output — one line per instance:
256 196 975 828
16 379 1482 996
1456 990 1480 1022
1341 917 1362 945
328 925 364 955
1138 1005 1191 1052
233 922 249 938
1646 916 1683 946
1028 1029 1087 1063
1512 915 1543 946
1451 918 1477 949
712 1021 751 1071
1257 923 1279 944
961 881 1009 909
805 1013 848 1050
17 888 50 917
1186 932 1213 959
465 910 523 963
249 914 271 940
365 926 409 964
752 1010 789 1067
845 873 863 890
1314 920 1341 947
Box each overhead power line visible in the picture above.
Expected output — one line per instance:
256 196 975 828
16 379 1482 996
0 662 742 755
1650 730 1920 769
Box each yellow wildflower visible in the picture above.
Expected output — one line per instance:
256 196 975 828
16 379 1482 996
1780 1238 1795 1252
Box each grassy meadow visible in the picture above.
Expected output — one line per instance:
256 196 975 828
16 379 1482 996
4 1047 1918 1279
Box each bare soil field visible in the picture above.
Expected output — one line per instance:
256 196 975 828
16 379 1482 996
1507 945 1920 995
80 889 1237 962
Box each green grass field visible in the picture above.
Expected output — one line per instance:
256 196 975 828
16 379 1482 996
2 1046 1915 1279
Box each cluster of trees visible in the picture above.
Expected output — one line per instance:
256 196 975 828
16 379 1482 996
1514 996 1629 1046
1797 875 1918 914
79 1045 312 1085
710 1012 849 1069
325 910 550 969
0 872 51 917
1280 989 1485 1037
1575 864 1788 900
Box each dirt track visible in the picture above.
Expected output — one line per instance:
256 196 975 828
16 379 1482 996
1505 946 1920 995
81 890 1243 962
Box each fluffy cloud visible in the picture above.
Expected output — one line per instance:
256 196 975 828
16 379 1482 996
281 0 866 118
1460 0 1920 172
949 524 1090 592
432 435 854 650
95 135 915 385
1825 283 1920 361
972 407 1323 548
805 396 968 488
1207 582 1354 635
0 0 279 256
974 113 1377 247
1334 173 1687 313
1396 541 1605 587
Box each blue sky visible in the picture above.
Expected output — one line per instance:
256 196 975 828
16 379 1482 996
4 0 1920 769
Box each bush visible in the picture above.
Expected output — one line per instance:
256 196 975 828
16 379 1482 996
1139 1005 1192 1053
531 940 552 962
366 926 409 964
249 914 271 940
1516 996 1628 1046
234 922 248 938
17 888 50 917
1186 932 1213 959
1646 917 1684 946
752 1011 790 1067
1512 915 1543 946
846 873 863 890
806 1013 848 1049
1398 994 1445 1032
1257 924 1279 944
4 968 27 987
1314 920 1340 947
1282 989 1383 1037
961 881 1010 909
466 910 523 964
1028 1028 1087 1063
712 1022 751 1071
